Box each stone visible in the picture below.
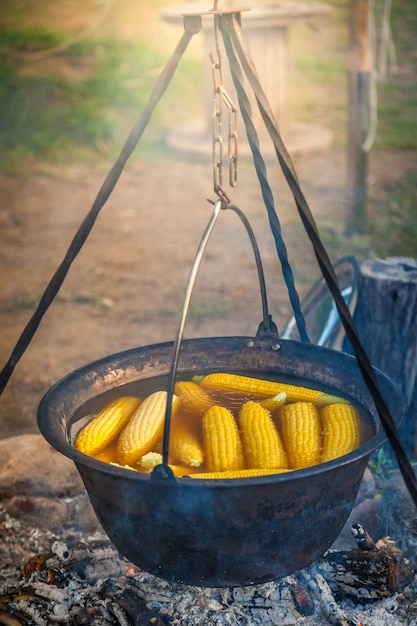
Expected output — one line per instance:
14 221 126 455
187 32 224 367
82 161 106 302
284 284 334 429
0 434 84 499
5 495 68 531
355 467 376 504
331 497 383 551
330 468 380 550
67 494 101 533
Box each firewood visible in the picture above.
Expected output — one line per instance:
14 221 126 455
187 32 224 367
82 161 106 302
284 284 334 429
0 602 23 626
316 524 414 601
286 574 315 616
115 588 168 626
303 571 351 625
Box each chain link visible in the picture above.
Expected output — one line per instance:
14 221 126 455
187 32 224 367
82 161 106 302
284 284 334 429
211 52 223 190
223 88 238 187
210 15 238 201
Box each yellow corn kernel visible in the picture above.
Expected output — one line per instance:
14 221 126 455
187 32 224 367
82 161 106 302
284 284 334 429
200 372 346 406
110 461 138 471
139 451 163 471
117 391 180 466
202 405 245 472
190 468 291 479
170 421 204 467
74 396 141 456
138 453 200 477
239 401 287 469
279 401 321 469
321 403 360 462
174 380 215 414
259 392 287 411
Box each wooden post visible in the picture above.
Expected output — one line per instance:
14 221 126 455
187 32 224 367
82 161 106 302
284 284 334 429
343 258 417 455
347 0 371 234
161 3 333 158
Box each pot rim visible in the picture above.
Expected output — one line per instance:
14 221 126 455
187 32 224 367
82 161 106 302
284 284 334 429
37 335 401 487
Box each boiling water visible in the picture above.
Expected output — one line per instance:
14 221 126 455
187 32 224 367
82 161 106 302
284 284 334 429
69 371 376 472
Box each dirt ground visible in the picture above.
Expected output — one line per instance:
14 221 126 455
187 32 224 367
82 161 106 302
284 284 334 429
0 141 412 440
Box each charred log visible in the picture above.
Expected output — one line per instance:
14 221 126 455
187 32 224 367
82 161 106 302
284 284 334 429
0 602 23 626
317 525 414 601
115 588 168 626
1 513 417 625
287 574 315 616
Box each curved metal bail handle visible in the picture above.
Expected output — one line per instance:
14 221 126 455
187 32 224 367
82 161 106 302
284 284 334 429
160 200 222 468
226 204 276 336
159 200 275 469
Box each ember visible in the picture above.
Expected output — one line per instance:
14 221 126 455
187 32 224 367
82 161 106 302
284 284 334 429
0 435 416 626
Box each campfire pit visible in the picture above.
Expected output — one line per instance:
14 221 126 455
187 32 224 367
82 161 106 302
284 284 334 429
37 335 403 587
0 439 415 626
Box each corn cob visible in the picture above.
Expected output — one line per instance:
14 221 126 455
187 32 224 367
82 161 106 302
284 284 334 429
168 464 201 477
259 392 287 411
74 396 141 456
202 405 245 472
200 373 346 406
279 401 321 469
139 451 163 471
174 380 215 414
190 468 291 479
239 401 288 469
138 452 200 477
110 462 138 471
117 391 180 466
170 421 204 467
320 403 360 462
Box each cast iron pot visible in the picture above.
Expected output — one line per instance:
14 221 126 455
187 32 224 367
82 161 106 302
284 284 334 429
37 336 402 587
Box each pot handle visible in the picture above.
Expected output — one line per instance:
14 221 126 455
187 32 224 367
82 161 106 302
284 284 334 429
155 199 277 475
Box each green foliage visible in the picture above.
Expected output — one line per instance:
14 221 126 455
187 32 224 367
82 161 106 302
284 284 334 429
0 26 198 169
0 25 63 52
320 172 417 262
319 228 371 265
375 76 417 151
368 174 417 258
368 446 399 486
373 0 417 151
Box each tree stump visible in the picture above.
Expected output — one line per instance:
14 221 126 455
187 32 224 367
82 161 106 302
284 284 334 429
343 257 417 453
318 532 415 601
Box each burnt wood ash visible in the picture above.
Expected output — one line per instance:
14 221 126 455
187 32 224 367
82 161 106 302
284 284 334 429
0 504 416 626
0 435 416 626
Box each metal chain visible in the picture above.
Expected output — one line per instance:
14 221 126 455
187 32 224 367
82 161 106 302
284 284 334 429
211 14 238 202
211 50 224 191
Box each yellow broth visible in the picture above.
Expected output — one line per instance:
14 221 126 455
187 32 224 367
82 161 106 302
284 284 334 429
70 372 375 477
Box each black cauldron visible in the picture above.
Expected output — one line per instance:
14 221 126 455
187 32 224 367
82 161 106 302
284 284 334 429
37 336 402 587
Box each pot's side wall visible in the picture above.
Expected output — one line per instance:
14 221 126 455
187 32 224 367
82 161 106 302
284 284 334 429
77 455 369 587
37 337 403 587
